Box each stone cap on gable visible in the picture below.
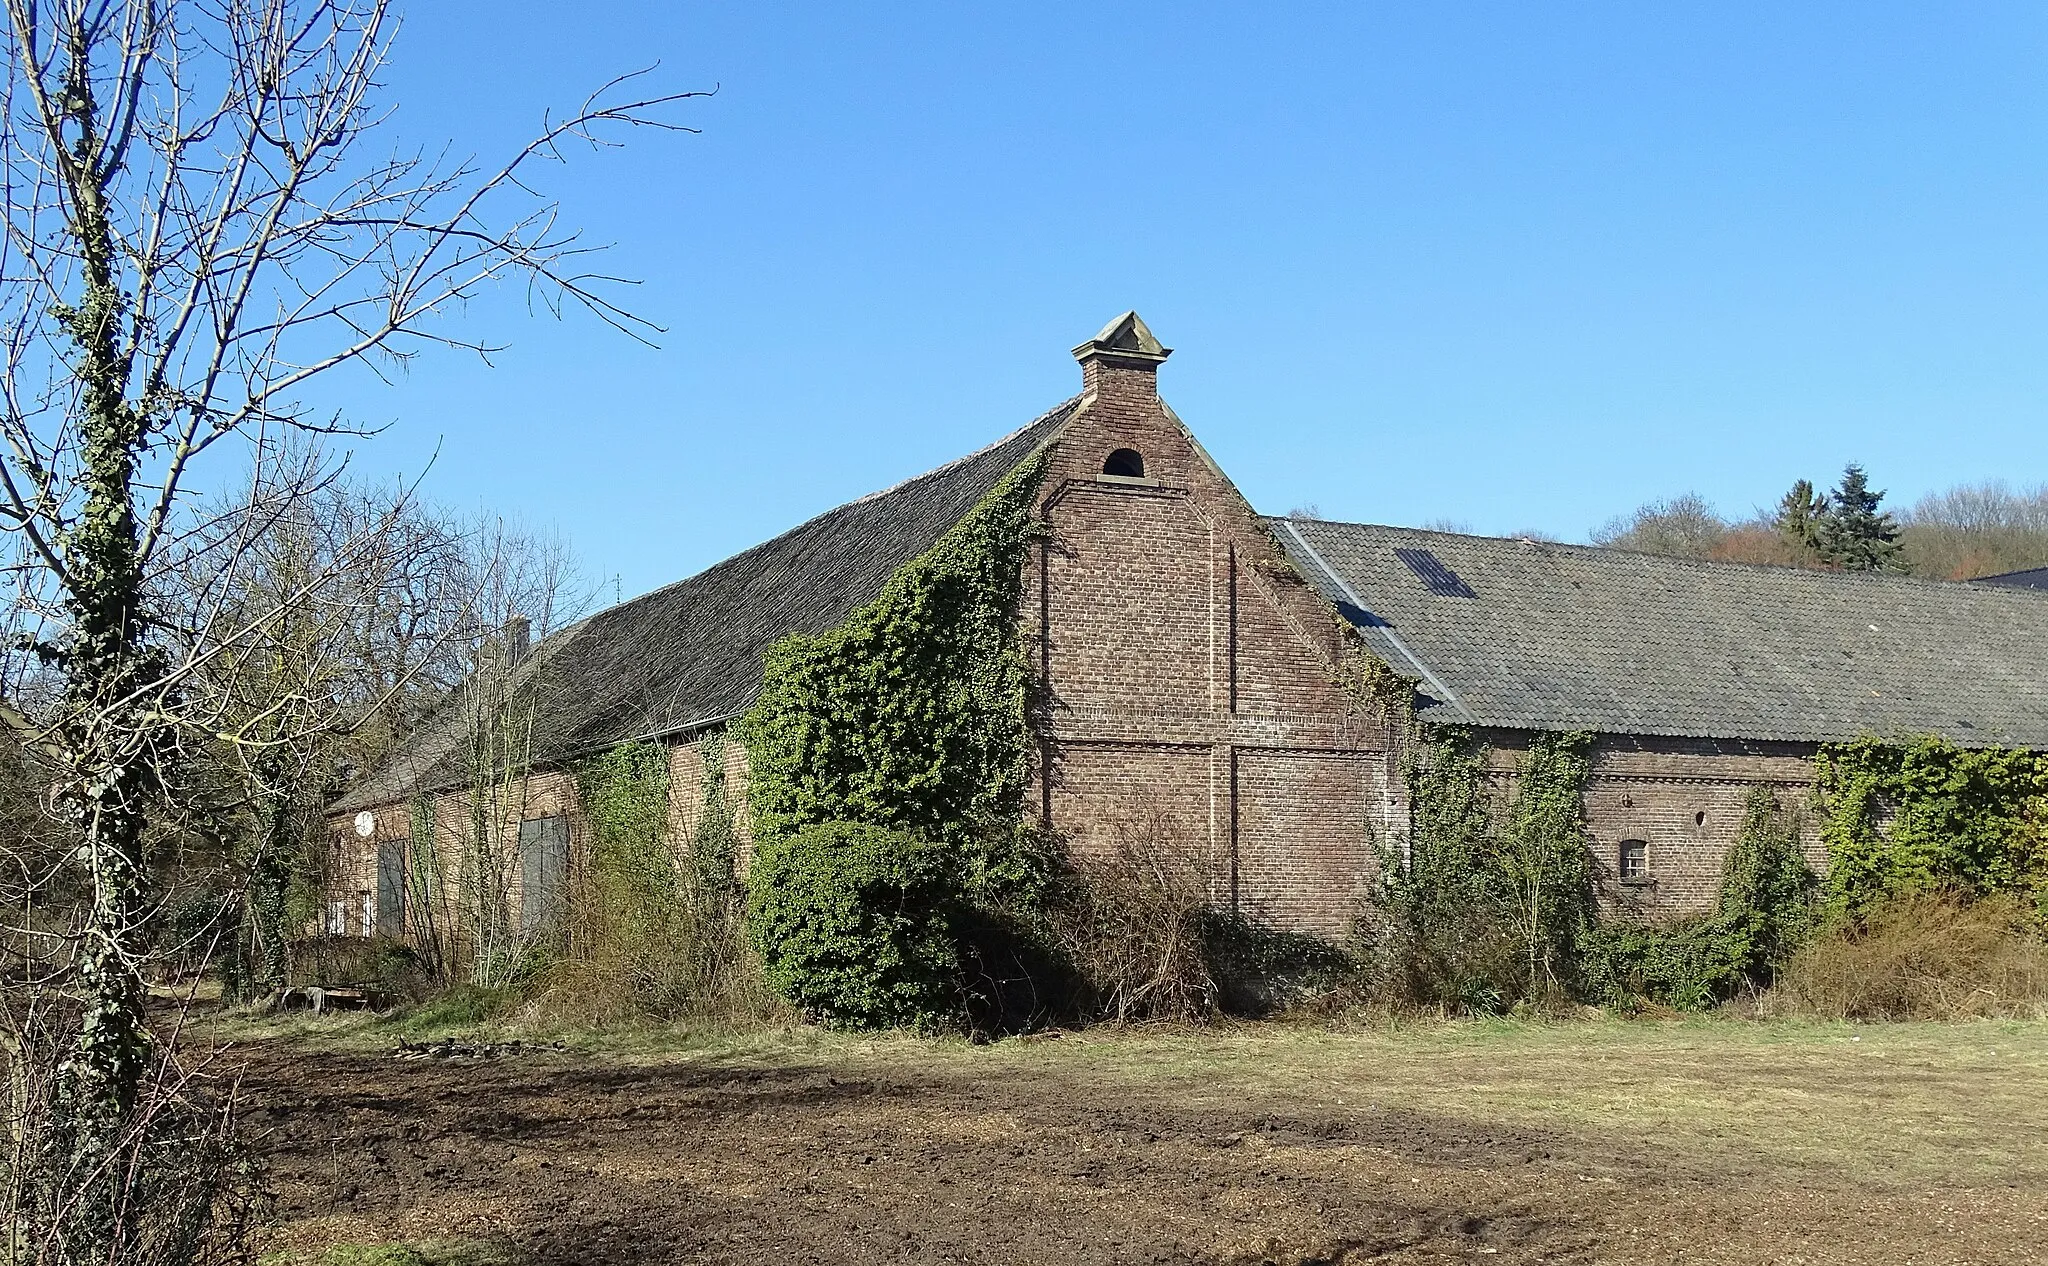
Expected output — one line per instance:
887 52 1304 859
1072 310 1172 370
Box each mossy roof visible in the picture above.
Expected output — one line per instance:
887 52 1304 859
330 398 1077 814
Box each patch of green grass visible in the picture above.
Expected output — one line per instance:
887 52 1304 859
943 1016 2048 1186
389 986 518 1034
202 985 524 1049
311 1240 518 1266
469 1013 2048 1187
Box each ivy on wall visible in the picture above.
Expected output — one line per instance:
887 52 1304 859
690 732 738 906
1578 786 1814 1010
737 452 1051 1028
1815 735 2048 922
577 739 676 944
1372 726 1596 1010
738 450 1049 892
1380 727 1823 1012
1500 730 1597 996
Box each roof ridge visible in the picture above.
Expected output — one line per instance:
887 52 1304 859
841 394 1079 509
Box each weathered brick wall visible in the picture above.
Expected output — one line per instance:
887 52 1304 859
1480 729 1822 917
664 728 755 872
326 731 758 941
324 767 585 937
1030 341 1400 936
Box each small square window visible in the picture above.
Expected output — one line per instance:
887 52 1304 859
1619 840 1649 881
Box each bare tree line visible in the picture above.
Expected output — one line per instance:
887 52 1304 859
1592 475 2048 579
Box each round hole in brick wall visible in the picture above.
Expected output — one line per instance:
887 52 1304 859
1103 448 1145 478
1694 810 1707 826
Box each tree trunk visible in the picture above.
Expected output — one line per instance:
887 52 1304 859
41 21 157 1253
249 765 297 995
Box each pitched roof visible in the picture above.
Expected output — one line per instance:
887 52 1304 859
1974 566 2048 592
331 398 1078 813
1269 518 2048 748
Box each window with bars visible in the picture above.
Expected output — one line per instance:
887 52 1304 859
1619 839 1649 881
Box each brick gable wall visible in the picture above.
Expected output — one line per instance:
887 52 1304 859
1027 341 1401 936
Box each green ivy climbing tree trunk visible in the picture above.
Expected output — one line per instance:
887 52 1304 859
32 20 159 1249
0 10 705 1255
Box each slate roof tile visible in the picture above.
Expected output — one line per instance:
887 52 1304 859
330 398 1078 813
1271 518 2048 748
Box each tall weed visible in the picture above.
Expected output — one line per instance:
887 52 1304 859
1767 891 2048 1020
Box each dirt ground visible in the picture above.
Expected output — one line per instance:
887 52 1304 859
234 1018 2048 1265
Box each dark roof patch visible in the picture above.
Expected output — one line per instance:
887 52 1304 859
1394 547 1478 599
1973 566 2048 592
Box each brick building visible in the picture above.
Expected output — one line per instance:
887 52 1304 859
328 313 2048 940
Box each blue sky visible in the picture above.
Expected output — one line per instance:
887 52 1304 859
326 2 2048 602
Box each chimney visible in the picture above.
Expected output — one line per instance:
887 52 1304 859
504 615 531 668
1072 311 1171 405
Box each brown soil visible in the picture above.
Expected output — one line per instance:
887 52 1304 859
237 1037 2044 1266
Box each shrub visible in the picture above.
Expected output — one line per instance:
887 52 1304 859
1202 914 1357 1017
1361 726 1520 1013
746 821 964 1030
531 738 777 1027
1051 807 1219 1022
1576 916 1746 1011
1770 890 2048 1020
1364 728 1593 1013
1578 787 1814 1011
397 985 518 1032
1044 802 1359 1023
290 935 431 1000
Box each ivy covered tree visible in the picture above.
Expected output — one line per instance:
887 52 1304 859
0 3 695 1256
1816 464 1907 573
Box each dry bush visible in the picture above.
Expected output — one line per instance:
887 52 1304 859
1767 892 2048 1020
1053 805 1219 1023
2 1025 268 1266
288 936 435 1002
520 854 785 1030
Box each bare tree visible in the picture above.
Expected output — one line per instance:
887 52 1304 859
0 2 698 1257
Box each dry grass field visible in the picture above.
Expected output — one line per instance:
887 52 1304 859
232 1014 2048 1265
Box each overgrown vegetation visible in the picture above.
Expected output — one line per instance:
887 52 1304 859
545 738 764 1024
1578 787 1815 1010
746 821 965 1030
1815 736 2048 923
1370 732 1819 1014
1049 803 1221 1023
1363 728 1598 1011
1772 891 2048 1020
1367 726 2048 1017
738 454 1053 1029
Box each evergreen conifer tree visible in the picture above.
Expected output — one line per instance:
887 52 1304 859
1816 464 1906 572
1773 479 1826 556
